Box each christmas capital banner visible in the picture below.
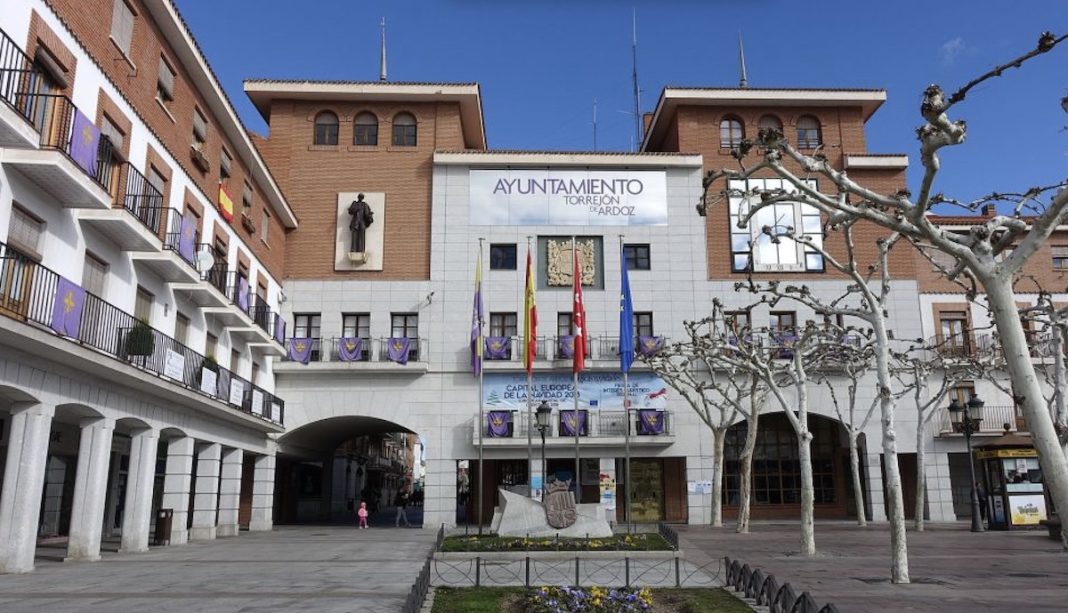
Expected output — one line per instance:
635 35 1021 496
483 371 667 411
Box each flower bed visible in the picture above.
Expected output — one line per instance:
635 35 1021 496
528 586 652 612
440 533 671 553
430 587 751 612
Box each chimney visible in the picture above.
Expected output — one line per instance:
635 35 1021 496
981 203 996 217
642 112 654 134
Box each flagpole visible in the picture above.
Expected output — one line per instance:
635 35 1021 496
525 236 535 498
477 237 485 536
620 234 632 534
572 236 581 505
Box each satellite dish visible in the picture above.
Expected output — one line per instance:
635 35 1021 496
195 247 215 273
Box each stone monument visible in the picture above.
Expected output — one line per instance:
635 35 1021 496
347 193 374 262
490 480 613 538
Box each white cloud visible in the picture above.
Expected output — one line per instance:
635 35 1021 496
941 37 966 66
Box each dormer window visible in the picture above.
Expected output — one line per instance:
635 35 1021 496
354 112 378 145
314 111 339 145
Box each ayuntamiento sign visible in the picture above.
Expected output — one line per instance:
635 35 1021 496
469 169 668 226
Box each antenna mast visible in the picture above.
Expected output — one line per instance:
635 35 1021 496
593 98 598 151
738 31 748 88
379 17 388 82
631 9 641 151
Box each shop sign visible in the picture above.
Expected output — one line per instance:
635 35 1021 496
976 448 1038 459
1009 494 1047 526
469 169 668 226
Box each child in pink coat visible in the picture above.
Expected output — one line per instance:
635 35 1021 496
357 501 369 529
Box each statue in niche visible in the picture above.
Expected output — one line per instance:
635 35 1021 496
347 193 375 254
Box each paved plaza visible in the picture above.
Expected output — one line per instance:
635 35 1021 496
0 526 435 613
677 522 1068 612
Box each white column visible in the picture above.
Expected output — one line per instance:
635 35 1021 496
161 436 195 545
39 455 69 537
924 451 957 522
421 458 457 529
0 403 55 573
66 417 115 562
190 443 221 540
216 448 243 537
119 429 159 553
248 454 275 531
864 451 888 523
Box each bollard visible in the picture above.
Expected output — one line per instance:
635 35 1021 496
625 557 630 587
525 556 530 587
675 556 681 587
475 556 481 587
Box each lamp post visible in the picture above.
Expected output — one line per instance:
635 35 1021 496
535 401 552 499
948 395 985 532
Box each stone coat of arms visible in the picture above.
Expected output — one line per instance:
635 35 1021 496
546 239 596 286
543 479 578 529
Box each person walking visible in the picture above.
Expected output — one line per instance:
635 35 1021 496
394 488 411 527
357 501 369 529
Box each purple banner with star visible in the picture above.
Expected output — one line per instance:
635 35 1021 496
485 336 510 360
557 335 575 359
236 276 250 312
387 337 411 365
637 335 664 357
338 337 363 362
486 410 512 437
287 338 313 364
560 409 587 436
69 108 100 178
178 215 196 263
638 409 665 435
50 276 86 338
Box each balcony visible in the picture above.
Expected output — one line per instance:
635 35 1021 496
0 242 283 426
76 163 167 252
273 336 429 373
0 28 42 148
0 92 118 209
129 211 201 283
472 408 674 447
937 405 1024 436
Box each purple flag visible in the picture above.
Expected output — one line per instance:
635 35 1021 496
338 337 364 362
471 257 484 376
287 338 313 364
50 276 86 337
638 409 665 435
236 276 250 312
387 337 411 365
637 335 664 357
485 336 510 360
774 333 797 359
69 108 100 178
274 317 286 344
558 335 576 359
178 215 196 263
560 410 587 436
486 411 511 438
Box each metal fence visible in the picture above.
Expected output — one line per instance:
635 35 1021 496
401 524 445 613
724 556 838 613
121 164 166 236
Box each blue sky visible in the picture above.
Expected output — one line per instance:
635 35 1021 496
178 0 1066 201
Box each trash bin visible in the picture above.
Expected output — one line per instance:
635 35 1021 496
153 508 173 546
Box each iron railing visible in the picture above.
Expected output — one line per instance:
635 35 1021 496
401 524 444 613
938 405 1021 435
477 409 671 440
120 163 166 235
0 242 284 424
724 556 839 613
377 337 425 362
162 211 200 269
29 93 118 195
199 243 229 295
0 27 38 125
280 336 374 362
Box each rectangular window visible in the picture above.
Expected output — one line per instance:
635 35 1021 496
110 0 134 56
82 252 108 297
728 178 822 273
100 115 125 153
260 210 270 243
939 310 971 356
156 55 175 105
294 312 322 361
230 348 240 375
342 313 371 339
147 166 167 204
489 312 518 338
135 286 153 322
220 149 232 181
242 182 253 213
950 382 976 405
557 312 573 337
174 312 190 346
205 332 218 359
192 108 207 149
8 205 44 256
770 311 796 334
251 362 260 386
391 313 419 360
623 244 651 270
726 310 750 334
633 312 653 337
489 244 517 270
1052 246 1068 271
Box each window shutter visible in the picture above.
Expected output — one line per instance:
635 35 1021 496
242 183 253 208
112 0 134 54
220 150 232 178
99 116 124 151
157 56 175 100
192 110 207 142
1052 246 1068 259
10 208 43 253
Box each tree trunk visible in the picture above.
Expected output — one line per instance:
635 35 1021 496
985 277 1068 550
736 400 760 534
848 431 867 527
711 428 726 527
914 423 926 532
871 315 910 583
798 430 816 556
1053 325 1067 459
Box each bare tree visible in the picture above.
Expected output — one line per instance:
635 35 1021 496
642 301 766 528
700 32 1068 551
1023 293 1068 456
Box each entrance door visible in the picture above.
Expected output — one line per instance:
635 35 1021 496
630 458 663 522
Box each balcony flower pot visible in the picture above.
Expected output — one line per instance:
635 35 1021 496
124 319 155 364
240 213 256 234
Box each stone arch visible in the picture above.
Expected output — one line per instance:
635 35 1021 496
0 383 41 408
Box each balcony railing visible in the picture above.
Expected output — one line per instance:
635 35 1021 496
938 405 1021 435
0 242 283 425
120 163 166 236
477 409 672 440
162 211 200 269
29 93 118 194
199 243 229 295
0 27 37 124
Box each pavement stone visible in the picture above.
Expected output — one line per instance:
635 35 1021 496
676 521 1068 612
0 526 436 613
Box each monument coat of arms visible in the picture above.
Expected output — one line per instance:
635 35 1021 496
543 479 578 529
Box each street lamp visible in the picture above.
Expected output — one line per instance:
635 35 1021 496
535 401 553 498
948 395 986 532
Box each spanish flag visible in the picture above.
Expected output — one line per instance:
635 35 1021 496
523 245 537 374
218 184 234 222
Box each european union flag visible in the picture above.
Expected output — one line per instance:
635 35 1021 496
619 245 635 373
